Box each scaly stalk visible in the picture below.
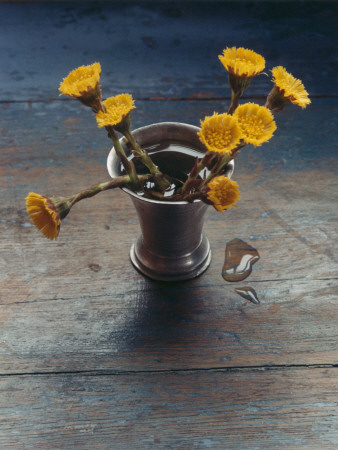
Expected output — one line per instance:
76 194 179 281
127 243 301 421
227 89 242 115
68 173 153 209
123 129 170 192
108 128 141 191
199 143 245 189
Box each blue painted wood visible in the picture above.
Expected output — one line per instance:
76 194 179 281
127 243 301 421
1 1 337 100
0 369 337 448
0 2 337 447
1 97 336 171
0 98 337 374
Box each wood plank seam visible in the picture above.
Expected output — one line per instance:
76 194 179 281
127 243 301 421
0 364 337 378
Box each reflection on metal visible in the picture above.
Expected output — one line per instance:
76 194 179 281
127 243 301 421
107 122 234 281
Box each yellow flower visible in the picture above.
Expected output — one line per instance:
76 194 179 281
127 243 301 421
198 113 242 155
59 62 101 98
95 93 135 128
269 66 311 109
26 193 61 240
207 176 240 212
219 47 265 78
233 103 277 146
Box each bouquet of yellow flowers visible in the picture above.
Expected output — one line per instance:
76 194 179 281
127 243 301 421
26 47 310 240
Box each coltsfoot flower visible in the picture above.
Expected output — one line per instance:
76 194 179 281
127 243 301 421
206 176 240 212
198 113 242 155
233 103 277 146
26 193 63 240
266 66 311 111
95 93 135 130
59 62 101 98
219 47 265 79
26 177 137 240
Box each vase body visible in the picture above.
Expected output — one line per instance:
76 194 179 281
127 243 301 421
107 122 234 281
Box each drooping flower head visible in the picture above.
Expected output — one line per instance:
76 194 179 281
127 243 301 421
26 193 73 240
206 176 240 212
26 193 62 240
233 103 277 146
95 93 135 131
59 62 102 100
266 66 311 112
198 113 242 155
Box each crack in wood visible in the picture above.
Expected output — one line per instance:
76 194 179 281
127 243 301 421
0 363 337 378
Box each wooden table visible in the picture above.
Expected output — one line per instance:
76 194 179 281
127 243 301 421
1 1 337 448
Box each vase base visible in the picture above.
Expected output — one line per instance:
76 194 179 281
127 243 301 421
130 234 211 281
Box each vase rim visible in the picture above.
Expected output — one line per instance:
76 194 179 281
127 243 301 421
107 121 234 206
122 187 202 205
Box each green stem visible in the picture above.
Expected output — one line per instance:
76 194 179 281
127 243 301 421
228 89 242 115
68 173 152 208
108 128 140 191
180 160 206 195
199 143 245 189
124 130 158 174
123 129 170 191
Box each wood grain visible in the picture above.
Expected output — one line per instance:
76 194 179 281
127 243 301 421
0 277 337 374
0 1 337 447
0 98 337 374
0 368 337 449
1 1 336 100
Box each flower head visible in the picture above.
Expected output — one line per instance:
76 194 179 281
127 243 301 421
266 66 311 111
233 103 276 146
219 47 265 79
59 62 101 98
198 113 242 155
95 93 135 129
207 176 240 212
26 193 63 240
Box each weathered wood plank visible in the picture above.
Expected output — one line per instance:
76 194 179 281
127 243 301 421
1 98 336 276
1 157 337 294
0 97 337 373
1 2 337 446
1 1 336 100
1 98 336 171
0 368 337 448
0 277 337 373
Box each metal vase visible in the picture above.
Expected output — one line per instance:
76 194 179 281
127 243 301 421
107 122 234 281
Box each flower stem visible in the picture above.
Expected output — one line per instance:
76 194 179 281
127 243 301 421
123 130 157 173
107 128 140 191
123 129 170 191
199 143 245 189
68 173 152 208
228 89 242 115
180 160 206 195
